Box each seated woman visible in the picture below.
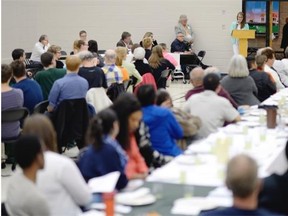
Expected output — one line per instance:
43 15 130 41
111 93 148 179
22 114 92 216
88 39 104 67
221 55 260 106
133 47 152 76
47 45 64 68
71 40 88 55
139 32 158 48
77 108 128 190
148 45 175 89
142 37 153 60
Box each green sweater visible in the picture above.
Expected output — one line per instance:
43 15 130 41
34 68 66 100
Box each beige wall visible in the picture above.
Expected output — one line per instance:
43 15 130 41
2 0 241 71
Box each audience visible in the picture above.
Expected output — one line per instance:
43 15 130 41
11 60 43 113
140 32 158 48
35 52 66 100
175 14 194 45
184 73 240 138
159 43 178 67
133 47 152 75
137 85 183 156
200 154 279 216
88 39 104 67
111 93 148 179
1 64 23 139
47 55 88 112
77 108 128 190
142 37 153 60
5 135 49 216
23 114 92 215
248 55 276 102
11 48 26 62
170 32 191 53
149 45 175 89
79 30 88 42
221 55 260 106
47 45 64 68
116 31 133 50
78 51 108 89
30 34 50 63
185 67 238 108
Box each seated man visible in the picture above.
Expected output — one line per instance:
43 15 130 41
171 32 191 53
11 48 33 78
5 135 49 216
11 60 43 113
136 85 183 156
200 154 279 216
30 34 50 63
184 73 240 138
35 52 66 100
47 55 88 112
258 141 288 215
185 67 238 108
79 30 88 42
116 31 133 50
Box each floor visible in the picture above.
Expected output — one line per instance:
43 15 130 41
1 81 192 202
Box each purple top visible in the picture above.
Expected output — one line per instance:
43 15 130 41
1 88 24 139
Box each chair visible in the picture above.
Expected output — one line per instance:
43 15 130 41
197 50 206 63
98 50 106 55
86 88 112 113
1 107 29 170
51 99 89 153
156 69 172 89
25 52 32 59
33 100 49 114
60 50 67 55
171 70 187 84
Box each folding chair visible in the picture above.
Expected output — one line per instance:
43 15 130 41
156 69 172 89
33 100 49 114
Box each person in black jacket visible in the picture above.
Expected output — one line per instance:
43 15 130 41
248 55 276 102
281 17 288 53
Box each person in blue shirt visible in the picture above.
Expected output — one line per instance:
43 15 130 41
136 84 183 157
77 108 128 190
10 60 43 113
47 55 88 112
200 154 281 216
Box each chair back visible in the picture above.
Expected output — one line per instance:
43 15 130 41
156 70 172 89
33 100 49 114
25 52 32 59
160 69 171 78
197 50 206 62
60 50 67 55
98 50 106 55
2 108 29 123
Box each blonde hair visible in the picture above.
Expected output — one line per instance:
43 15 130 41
23 114 57 152
47 45 61 54
142 32 153 39
148 45 163 69
228 55 249 78
115 47 127 66
142 37 152 49
66 55 81 72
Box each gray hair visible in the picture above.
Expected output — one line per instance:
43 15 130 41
228 55 249 78
133 47 145 60
178 14 188 23
104 49 116 64
77 51 94 61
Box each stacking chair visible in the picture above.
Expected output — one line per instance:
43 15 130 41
1 107 29 170
33 100 49 114
156 69 172 89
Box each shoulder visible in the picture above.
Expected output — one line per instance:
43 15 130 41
11 88 23 96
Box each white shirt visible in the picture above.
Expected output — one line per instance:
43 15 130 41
30 42 50 62
264 64 285 90
37 151 92 216
184 90 239 138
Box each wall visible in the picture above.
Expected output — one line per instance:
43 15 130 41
2 0 242 71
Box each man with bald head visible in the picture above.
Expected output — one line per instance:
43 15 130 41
200 154 279 215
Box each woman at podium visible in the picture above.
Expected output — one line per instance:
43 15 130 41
230 12 249 55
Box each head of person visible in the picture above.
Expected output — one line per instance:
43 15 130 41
88 40 98 53
237 12 246 28
65 55 81 73
1 64 13 84
179 14 188 26
148 45 163 68
23 114 58 152
228 54 249 78
74 40 88 53
12 49 25 61
255 55 267 70
159 43 168 52
176 32 185 42
142 32 154 40
136 84 156 107
15 135 45 171
131 43 141 54
86 108 119 149
189 67 205 87
115 47 128 66
111 93 142 150
260 47 275 67
203 73 220 91
142 37 153 49
133 47 146 60
155 89 173 108
78 51 95 64
246 56 256 70
226 154 259 199
79 30 87 41
10 60 26 79
47 45 62 60
104 49 117 65
204 67 221 78
121 31 132 44
39 34 49 46
40 52 56 68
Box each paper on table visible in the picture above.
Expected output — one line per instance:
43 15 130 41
121 179 144 192
80 210 123 216
88 171 120 193
90 203 132 214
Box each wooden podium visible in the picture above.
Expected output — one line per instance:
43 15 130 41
232 30 255 57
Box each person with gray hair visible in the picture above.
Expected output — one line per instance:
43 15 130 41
78 51 107 89
200 154 278 216
133 47 152 76
221 55 260 106
175 14 194 45
30 34 50 62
